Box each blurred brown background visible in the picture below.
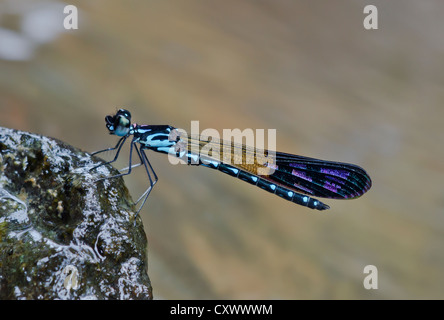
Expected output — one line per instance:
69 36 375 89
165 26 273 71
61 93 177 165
1 0 443 299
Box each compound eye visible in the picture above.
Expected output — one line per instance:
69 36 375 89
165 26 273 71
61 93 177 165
105 109 132 136
117 109 131 121
114 115 131 136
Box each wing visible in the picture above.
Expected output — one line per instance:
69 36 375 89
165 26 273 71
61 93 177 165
259 152 372 199
185 135 372 200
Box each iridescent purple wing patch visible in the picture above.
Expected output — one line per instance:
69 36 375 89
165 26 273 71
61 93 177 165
266 152 372 200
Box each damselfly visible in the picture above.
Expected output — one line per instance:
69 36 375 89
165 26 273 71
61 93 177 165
90 109 372 216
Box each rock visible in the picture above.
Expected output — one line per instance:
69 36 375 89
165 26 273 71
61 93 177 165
0 127 152 299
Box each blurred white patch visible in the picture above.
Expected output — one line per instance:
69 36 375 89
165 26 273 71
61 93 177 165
21 2 66 44
0 28 35 61
0 0 81 61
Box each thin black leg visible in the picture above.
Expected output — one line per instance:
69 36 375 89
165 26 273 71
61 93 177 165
144 148 159 182
96 138 136 181
118 142 145 173
92 139 158 221
91 136 126 156
134 146 158 217
90 136 128 171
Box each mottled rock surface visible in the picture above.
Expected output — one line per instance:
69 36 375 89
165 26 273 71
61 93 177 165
0 127 152 299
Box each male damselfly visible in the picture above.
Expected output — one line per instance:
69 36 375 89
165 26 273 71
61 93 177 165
90 109 372 216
